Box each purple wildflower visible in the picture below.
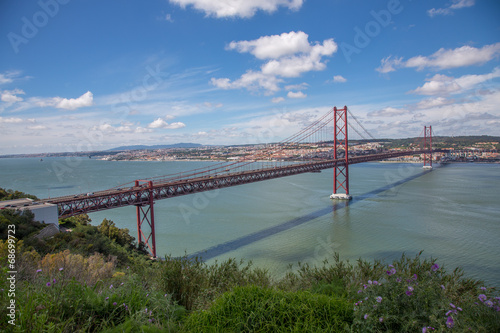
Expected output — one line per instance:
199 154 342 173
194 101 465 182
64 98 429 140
357 290 362 294
164 294 168 297
120 282 124 286
36 269 42 273
368 280 372 285
449 303 456 308
113 302 117 306
478 294 487 302
364 314 369 320
53 279 56 284
373 280 379 285
485 300 494 307
396 277 402 283
376 296 383 303
441 285 445 290
408 286 414 292
457 307 462 311
431 263 439 271
46 282 51 287
480 286 487 291
379 317 383 322
109 284 113 289
387 268 396 276
105 297 109 301
413 274 418 280
406 291 413 296
446 316 454 328
59 267 64 271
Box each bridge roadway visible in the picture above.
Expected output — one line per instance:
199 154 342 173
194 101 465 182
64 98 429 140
41 150 427 218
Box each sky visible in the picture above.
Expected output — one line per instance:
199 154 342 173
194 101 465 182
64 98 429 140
0 0 499 154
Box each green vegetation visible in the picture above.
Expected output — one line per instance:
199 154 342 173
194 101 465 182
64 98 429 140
1 190 499 332
0 188 38 201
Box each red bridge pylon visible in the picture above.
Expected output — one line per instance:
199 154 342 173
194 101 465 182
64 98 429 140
135 180 157 258
330 106 352 200
423 125 433 169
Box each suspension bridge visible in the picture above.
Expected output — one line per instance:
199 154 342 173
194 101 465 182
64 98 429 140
41 106 435 257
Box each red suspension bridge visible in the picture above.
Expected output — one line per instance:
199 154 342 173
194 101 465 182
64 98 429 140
41 106 434 257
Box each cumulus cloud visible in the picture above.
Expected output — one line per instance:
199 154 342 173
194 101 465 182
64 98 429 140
271 97 285 103
54 91 94 110
333 75 347 83
227 31 311 59
428 0 475 17
376 43 500 73
169 0 303 18
1 89 25 103
148 117 186 129
410 67 500 95
212 31 337 94
287 91 307 99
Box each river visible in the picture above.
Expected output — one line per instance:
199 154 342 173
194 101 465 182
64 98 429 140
1 157 499 287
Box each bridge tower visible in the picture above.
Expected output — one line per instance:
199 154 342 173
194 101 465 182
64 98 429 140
423 125 433 169
330 106 352 200
135 180 157 258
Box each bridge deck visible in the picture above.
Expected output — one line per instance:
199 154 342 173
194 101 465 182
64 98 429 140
41 150 427 218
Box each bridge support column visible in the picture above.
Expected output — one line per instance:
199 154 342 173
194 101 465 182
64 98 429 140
330 106 352 200
135 180 156 258
423 125 433 170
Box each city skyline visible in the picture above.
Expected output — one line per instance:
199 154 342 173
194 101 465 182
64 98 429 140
1 0 500 154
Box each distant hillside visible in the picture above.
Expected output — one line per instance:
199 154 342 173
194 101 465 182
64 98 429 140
107 143 203 151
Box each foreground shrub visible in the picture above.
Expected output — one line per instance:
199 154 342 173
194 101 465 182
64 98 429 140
351 253 500 332
183 285 353 332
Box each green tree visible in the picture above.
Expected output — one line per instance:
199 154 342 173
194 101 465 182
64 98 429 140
0 187 38 201
98 218 136 249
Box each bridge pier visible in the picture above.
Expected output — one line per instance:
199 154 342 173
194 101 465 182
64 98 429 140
422 125 433 170
135 180 157 258
330 106 352 200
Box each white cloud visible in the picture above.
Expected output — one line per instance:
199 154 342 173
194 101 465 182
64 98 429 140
376 43 500 73
148 117 186 129
428 0 475 17
26 125 48 130
411 68 500 95
212 31 337 94
287 91 307 99
367 107 410 118
227 31 311 60
271 97 285 103
333 75 347 83
0 116 23 124
416 97 454 109
0 71 23 85
169 0 303 18
54 91 94 110
211 70 283 94
1 89 25 103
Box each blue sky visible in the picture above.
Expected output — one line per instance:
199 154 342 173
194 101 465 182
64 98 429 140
1 0 499 154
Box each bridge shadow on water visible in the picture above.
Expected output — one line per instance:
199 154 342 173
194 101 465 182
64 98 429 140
188 169 431 261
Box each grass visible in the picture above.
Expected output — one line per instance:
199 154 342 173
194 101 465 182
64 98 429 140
1 249 499 332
